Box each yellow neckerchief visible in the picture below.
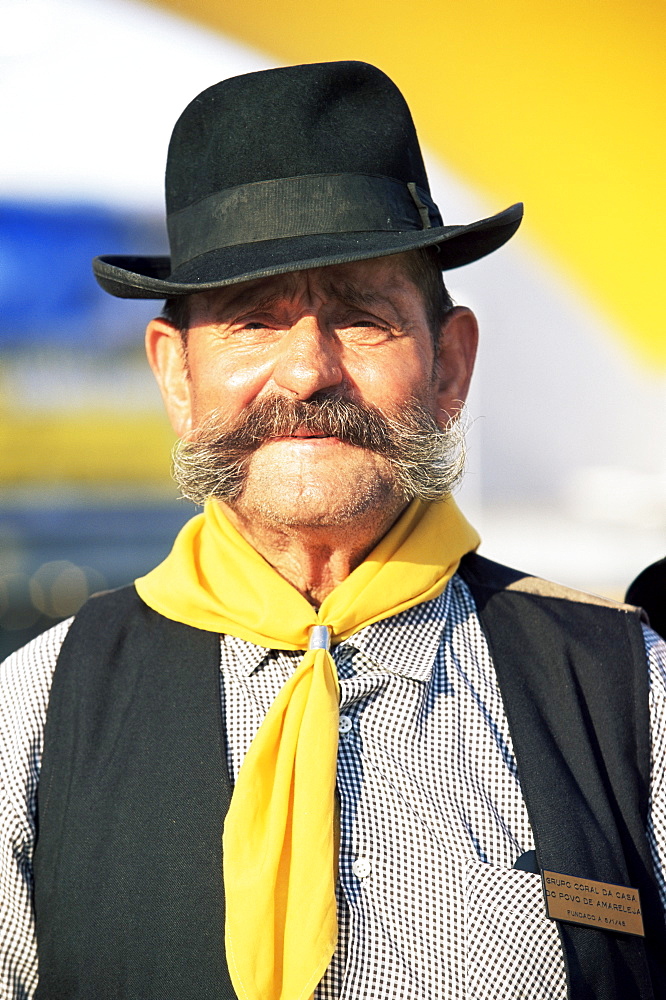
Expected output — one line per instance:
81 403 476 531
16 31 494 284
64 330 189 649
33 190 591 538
136 497 479 1000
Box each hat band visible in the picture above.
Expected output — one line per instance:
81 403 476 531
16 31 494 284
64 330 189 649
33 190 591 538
167 173 443 268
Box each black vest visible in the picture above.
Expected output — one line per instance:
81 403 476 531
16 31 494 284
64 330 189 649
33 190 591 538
33 553 666 998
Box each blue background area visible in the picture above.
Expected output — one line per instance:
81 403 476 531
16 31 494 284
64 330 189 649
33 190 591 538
0 200 167 347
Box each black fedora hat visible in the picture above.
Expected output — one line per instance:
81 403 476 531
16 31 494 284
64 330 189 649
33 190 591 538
93 61 523 299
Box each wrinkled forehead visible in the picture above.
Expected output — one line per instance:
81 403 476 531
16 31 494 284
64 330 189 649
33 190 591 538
187 252 424 326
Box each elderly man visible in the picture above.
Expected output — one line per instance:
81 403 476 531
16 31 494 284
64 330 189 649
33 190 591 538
1 61 665 1000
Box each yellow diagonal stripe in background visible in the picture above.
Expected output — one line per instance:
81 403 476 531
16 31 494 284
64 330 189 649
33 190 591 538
152 0 666 368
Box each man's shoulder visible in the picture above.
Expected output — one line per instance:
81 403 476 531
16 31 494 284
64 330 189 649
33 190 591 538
0 617 74 741
1 617 74 679
459 551 641 615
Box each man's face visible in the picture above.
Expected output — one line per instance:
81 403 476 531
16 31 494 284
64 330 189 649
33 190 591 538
147 253 477 529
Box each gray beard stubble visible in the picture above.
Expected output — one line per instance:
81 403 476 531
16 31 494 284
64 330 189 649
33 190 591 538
172 394 467 508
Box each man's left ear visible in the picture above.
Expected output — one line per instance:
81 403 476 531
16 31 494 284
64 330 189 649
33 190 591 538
434 307 478 425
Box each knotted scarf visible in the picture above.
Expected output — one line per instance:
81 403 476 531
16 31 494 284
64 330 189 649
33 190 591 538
135 497 479 1000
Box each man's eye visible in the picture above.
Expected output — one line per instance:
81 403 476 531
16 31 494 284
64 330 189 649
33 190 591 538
343 317 391 331
342 318 392 336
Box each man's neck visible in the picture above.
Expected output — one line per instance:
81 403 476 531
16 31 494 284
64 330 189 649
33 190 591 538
220 500 407 606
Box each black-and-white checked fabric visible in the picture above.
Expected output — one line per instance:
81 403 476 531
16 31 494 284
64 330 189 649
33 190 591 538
1 575 666 999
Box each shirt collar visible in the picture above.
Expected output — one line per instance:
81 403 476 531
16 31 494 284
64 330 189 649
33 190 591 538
338 584 451 683
221 579 454 684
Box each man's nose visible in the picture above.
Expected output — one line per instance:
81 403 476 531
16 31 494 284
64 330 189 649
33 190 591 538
271 317 343 399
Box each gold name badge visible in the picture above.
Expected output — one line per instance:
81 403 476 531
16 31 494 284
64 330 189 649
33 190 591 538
542 870 644 937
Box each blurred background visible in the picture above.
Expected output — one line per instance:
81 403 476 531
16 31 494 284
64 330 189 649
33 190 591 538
1 0 664 658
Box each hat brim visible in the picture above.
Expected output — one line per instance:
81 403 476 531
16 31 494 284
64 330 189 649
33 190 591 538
92 203 523 299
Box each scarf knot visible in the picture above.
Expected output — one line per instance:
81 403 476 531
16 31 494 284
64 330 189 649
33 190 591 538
308 625 331 650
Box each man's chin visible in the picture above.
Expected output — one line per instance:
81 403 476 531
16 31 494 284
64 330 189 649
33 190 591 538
226 462 404 530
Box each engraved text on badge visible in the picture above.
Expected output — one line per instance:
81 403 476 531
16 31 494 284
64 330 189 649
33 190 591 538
542 869 645 937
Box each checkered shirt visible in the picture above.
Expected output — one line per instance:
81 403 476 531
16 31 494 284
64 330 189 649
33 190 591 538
2 574 666 998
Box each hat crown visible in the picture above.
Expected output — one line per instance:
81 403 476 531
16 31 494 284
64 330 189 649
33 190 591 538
166 61 430 213
92 60 523 300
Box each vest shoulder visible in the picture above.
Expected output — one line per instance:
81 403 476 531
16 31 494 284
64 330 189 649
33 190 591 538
59 585 155 658
71 583 144 627
61 583 217 666
460 551 642 616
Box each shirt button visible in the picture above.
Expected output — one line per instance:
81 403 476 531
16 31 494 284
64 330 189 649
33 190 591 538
338 715 353 735
352 858 372 879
